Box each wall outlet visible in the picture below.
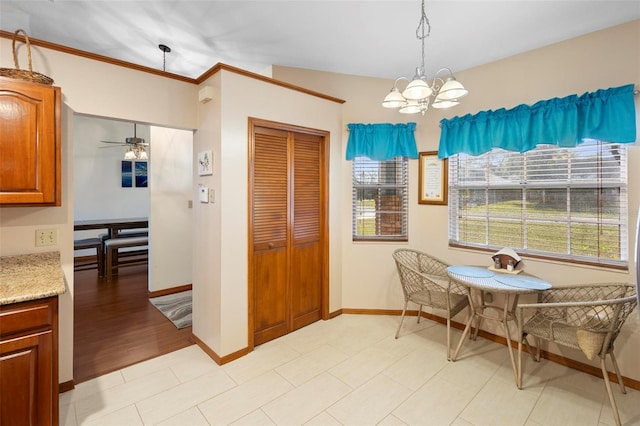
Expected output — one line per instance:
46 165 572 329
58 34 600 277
36 228 57 247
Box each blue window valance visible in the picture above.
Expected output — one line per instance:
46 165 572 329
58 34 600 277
346 123 418 161
438 84 637 158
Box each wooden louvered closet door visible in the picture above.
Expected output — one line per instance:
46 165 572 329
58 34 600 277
250 122 326 346
291 132 323 330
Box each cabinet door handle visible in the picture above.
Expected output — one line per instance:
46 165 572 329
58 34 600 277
267 243 274 249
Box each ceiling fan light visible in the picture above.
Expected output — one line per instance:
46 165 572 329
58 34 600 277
432 98 460 109
402 78 433 100
382 88 408 108
124 149 136 160
436 77 468 100
138 149 148 160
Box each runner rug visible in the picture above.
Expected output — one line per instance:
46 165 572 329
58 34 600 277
149 290 192 329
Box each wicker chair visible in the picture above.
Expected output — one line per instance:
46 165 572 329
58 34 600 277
516 283 637 426
392 248 469 360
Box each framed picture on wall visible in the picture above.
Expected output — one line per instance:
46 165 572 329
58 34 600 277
121 160 133 187
418 151 448 205
134 161 148 187
198 150 213 175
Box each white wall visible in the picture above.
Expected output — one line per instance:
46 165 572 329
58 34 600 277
192 70 344 357
149 126 193 292
73 115 150 243
273 20 640 381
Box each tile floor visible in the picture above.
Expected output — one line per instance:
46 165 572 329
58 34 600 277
60 314 640 425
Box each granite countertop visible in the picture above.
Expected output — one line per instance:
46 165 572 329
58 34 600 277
0 251 66 305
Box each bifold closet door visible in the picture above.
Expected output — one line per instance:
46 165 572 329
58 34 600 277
252 127 290 345
290 132 322 330
251 125 324 346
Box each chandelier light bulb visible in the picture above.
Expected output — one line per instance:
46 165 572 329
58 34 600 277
382 88 408 108
432 99 460 109
402 78 433 100
399 100 422 114
436 77 469 101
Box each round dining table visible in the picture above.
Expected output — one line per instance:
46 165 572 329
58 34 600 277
446 265 552 384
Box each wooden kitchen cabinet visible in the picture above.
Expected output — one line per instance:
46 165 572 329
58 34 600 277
0 296 59 426
0 77 61 206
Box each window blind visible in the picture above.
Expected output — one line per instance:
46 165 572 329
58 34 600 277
352 156 408 241
448 140 628 267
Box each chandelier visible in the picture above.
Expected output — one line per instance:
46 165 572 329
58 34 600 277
382 0 468 115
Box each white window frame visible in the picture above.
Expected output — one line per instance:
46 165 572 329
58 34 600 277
448 141 628 268
352 156 408 241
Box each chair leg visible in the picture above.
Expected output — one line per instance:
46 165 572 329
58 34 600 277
417 304 423 323
608 351 627 394
451 311 473 362
601 356 622 426
446 316 451 361
472 314 482 341
517 334 523 389
395 300 409 339
522 335 537 362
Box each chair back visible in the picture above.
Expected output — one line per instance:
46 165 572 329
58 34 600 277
536 283 637 356
392 249 451 300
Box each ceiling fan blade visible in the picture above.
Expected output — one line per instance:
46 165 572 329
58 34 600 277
99 145 127 149
100 140 128 145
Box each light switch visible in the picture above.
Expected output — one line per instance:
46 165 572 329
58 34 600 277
199 186 209 203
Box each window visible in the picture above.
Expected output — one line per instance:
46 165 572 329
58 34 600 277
448 140 628 268
352 156 408 241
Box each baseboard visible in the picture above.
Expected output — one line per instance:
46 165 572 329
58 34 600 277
329 309 342 318
339 308 640 391
191 333 251 366
148 284 192 298
59 380 75 394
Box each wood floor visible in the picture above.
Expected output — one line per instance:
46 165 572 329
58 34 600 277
73 263 193 384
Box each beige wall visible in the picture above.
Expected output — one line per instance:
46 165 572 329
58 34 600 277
0 38 197 383
1 19 638 386
273 20 640 381
192 70 344 357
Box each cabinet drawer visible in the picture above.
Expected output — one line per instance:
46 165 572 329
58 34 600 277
0 297 56 337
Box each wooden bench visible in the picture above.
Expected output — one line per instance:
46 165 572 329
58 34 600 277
74 237 105 277
99 229 148 243
104 236 148 281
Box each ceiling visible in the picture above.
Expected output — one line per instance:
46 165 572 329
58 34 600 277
1 1 639 81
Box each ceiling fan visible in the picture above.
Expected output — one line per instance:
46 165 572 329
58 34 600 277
100 123 149 160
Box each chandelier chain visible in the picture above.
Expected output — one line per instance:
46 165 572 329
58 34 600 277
416 0 431 74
